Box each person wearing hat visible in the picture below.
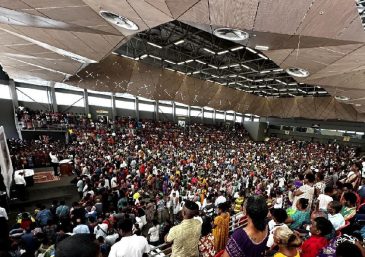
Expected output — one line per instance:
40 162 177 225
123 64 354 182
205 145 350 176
165 200 202 257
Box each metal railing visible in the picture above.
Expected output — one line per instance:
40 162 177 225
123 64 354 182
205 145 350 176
148 212 246 257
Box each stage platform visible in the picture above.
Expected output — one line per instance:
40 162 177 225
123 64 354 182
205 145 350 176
9 168 79 215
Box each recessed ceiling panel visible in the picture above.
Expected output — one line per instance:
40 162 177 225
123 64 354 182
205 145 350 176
254 0 313 35
209 0 259 31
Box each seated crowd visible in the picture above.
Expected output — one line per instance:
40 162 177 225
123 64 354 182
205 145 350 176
1 113 365 257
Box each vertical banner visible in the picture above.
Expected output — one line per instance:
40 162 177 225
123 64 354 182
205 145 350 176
0 126 13 196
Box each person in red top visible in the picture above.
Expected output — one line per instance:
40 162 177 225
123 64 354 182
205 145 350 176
301 217 333 257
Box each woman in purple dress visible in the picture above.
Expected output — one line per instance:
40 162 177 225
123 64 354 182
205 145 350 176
222 196 269 257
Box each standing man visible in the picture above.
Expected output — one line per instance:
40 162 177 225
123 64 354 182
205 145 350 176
165 200 202 257
14 171 26 201
49 151 59 176
108 218 150 257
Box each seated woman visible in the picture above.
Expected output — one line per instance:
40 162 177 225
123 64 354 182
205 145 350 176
273 226 302 257
286 198 310 231
301 217 333 257
222 196 268 257
340 192 357 221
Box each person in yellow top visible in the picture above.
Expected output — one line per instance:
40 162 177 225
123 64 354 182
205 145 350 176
213 202 230 252
234 191 245 213
273 226 302 257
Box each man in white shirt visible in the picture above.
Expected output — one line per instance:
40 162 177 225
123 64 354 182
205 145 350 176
317 186 333 211
109 218 150 257
14 171 26 200
214 191 227 207
327 201 345 230
49 151 59 176
0 205 8 220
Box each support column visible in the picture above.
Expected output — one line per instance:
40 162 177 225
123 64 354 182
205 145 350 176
187 105 191 124
83 89 89 116
155 100 159 121
213 110 216 124
172 101 176 122
201 107 204 123
224 111 227 123
111 93 117 120
9 79 18 109
9 80 22 139
233 112 237 123
135 97 139 121
49 82 58 112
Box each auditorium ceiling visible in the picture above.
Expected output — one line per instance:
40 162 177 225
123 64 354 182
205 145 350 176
0 0 365 121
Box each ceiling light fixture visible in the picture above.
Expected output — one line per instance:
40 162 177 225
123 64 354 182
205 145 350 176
195 60 206 65
185 59 194 63
335 96 350 101
208 64 218 69
255 45 270 51
354 103 362 107
213 28 249 41
193 71 201 74
258 53 268 60
246 47 257 54
203 48 215 54
140 54 148 59
286 67 310 77
241 64 250 69
231 46 244 51
121 54 134 60
217 50 229 55
275 79 287 85
220 66 228 69
164 60 176 64
174 40 185 45
260 70 270 74
147 42 163 49
273 68 284 72
99 11 139 30
230 64 239 67
149 55 161 60
177 71 186 75
165 68 175 72
177 62 185 65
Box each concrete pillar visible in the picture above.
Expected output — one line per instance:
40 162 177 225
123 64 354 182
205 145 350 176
155 100 159 121
9 79 18 109
172 101 176 122
201 107 204 123
224 111 227 123
83 89 89 116
213 110 216 124
48 82 58 112
111 93 117 120
187 105 191 124
135 97 139 121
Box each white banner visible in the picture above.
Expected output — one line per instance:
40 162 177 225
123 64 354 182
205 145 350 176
0 126 13 196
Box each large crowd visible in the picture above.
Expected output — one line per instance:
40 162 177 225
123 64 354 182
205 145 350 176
1 114 365 257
